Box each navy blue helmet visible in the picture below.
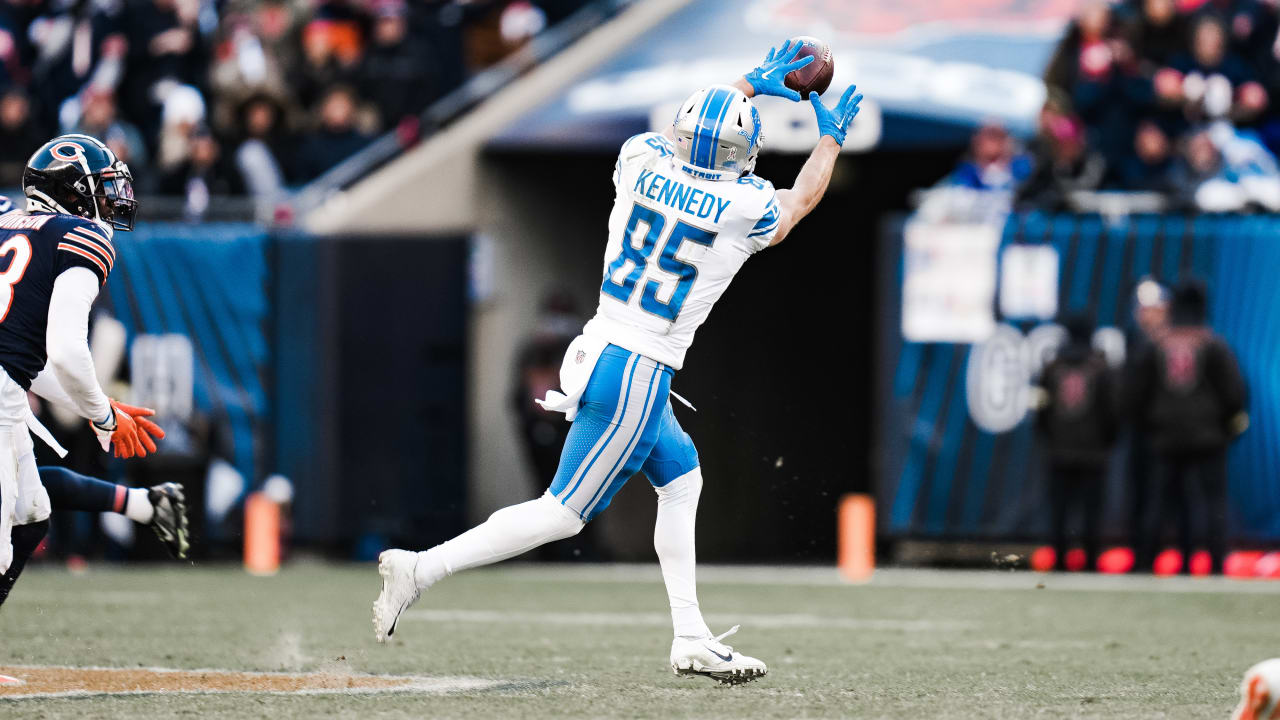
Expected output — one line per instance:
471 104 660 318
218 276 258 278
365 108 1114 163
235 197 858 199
23 134 137 231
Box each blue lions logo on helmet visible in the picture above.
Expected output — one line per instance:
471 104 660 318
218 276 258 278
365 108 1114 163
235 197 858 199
738 104 763 152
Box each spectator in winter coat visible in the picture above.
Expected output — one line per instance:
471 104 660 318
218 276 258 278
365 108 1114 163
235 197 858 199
1035 314 1120 572
26 0 127 130
1194 0 1279 73
946 123 1033 191
233 93 291 198
360 1 434 127
1129 279 1248 574
121 0 208 142
1113 120 1178 192
1170 128 1247 211
1016 108 1107 211
291 84 373 182
1120 0 1190 69
1161 16 1268 124
0 89 44 187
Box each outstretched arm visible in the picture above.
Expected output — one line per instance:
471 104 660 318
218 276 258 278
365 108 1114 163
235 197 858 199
772 85 862 245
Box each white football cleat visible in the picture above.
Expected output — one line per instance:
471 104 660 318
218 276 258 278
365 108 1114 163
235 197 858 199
670 625 767 685
372 549 421 643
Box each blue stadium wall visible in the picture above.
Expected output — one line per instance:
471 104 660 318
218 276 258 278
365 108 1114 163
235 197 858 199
103 223 270 485
877 214 1280 544
99 225 468 550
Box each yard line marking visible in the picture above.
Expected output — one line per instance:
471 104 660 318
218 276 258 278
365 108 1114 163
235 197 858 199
0 665 504 699
405 609 971 632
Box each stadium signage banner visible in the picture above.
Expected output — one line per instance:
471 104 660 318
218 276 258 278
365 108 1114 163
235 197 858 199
999 244 1059 320
901 222 999 343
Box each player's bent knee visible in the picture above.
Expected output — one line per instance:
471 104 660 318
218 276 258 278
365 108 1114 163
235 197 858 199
535 493 586 540
654 466 703 500
487 493 584 546
653 468 703 558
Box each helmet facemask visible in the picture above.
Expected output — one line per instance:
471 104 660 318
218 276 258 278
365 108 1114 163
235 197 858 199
95 162 138 231
63 162 136 231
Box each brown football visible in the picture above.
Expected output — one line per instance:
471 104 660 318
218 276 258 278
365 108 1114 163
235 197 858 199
784 36 834 99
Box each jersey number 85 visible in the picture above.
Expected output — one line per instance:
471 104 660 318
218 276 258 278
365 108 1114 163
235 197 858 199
602 202 716 323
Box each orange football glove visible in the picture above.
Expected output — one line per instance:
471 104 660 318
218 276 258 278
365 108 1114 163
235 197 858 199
112 400 166 454
92 401 167 458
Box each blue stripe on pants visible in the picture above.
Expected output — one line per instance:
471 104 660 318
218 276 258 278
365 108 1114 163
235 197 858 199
548 345 675 521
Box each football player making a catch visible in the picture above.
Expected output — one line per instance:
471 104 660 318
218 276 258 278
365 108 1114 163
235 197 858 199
374 41 861 684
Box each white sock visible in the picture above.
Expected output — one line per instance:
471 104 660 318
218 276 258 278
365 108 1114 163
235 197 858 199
414 491 584 590
124 488 153 524
654 468 711 640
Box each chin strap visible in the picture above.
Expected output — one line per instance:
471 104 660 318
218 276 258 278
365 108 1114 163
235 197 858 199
24 191 112 238
23 193 66 216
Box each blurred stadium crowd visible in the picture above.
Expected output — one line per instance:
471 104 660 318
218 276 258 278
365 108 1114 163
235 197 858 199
941 0 1280 214
0 0 592 209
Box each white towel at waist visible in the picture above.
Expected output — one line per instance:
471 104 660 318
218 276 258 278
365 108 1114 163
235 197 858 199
534 334 609 422
25 409 68 458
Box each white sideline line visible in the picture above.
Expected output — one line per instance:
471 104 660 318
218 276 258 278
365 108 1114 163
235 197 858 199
404 609 970 632
485 564 1280 594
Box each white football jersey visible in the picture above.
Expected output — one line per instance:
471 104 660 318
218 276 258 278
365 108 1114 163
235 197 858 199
581 132 780 369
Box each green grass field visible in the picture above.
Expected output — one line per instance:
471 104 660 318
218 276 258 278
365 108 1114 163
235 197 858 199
2 562 1276 718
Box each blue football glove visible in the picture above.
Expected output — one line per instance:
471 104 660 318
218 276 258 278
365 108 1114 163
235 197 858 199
743 39 815 101
810 84 863 146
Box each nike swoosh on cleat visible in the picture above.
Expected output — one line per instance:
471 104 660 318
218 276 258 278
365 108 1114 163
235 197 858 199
707 646 733 662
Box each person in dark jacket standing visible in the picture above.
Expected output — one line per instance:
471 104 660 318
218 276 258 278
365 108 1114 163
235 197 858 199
1130 279 1247 574
1124 277 1169 567
1036 314 1119 571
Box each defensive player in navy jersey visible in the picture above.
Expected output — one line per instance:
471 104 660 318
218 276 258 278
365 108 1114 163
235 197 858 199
0 135 166 607
0 195 188 563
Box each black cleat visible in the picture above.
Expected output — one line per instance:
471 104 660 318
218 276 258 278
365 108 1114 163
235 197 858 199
148 482 189 559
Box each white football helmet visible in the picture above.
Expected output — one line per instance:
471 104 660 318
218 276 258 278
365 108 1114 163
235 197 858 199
671 84 763 180
1233 659 1280 720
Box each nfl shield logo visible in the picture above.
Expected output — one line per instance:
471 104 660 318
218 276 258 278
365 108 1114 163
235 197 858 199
576 350 586 364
